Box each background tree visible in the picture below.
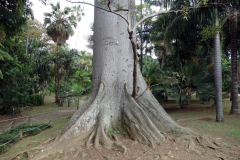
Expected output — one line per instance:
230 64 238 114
43 2 82 97
0 0 33 42
0 0 39 114
26 20 55 51
229 8 240 114
135 4 155 70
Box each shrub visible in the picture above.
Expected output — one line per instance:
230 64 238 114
29 95 44 106
0 122 51 154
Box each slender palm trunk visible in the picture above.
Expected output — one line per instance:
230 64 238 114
57 46 60 94
230 9 240 114
214 6 223 122
55 61 57 102
26 35 28 55
55 45 60 103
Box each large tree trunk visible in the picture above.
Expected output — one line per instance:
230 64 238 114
230 9 240 114
33 1 193 158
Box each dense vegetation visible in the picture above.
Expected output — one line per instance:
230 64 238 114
0 1 91 114
0 0 240 115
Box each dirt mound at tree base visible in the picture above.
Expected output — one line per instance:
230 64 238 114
10 133 240 160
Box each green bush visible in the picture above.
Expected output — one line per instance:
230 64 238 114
0 95 44 115
29 95 44 106
0 122 51 154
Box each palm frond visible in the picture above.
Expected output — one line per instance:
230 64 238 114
43 13 52 17
43 18 51 26
0 47 12 61
63 7 72 15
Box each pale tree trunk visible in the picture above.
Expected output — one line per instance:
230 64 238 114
214 6 223 122
33 1 193 158
230 9 240 114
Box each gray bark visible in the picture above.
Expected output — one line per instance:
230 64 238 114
33 1 193 158
230 9 240 114
214 7 223 122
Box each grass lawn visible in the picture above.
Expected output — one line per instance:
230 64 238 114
163 98 240 141
0 115 72 159
21 94 90 116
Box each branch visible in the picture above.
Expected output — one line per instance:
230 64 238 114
66 0 110 13
206 2 229 8
114 9 129 12
106 0 129 25
132 10 183 32
66 0 129 25
107 0 111 12
132 3 217 32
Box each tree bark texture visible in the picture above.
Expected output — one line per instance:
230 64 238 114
230 9 240 114
33 1 193 158
214 7 223 122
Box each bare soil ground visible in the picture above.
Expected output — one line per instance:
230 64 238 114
3 99 240 160
32 133 240 160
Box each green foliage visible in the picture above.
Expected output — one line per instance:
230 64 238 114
0 0 33 41
0 44 12 62
221 56 231 94
171 93 191 109
200 25 219 41
0 44 13 79
44 2 82 46
0 54 36 114
168 130 180 134
73 70 92 86
142 62 158 86
29 95 44 106
173 60 215 103
151 57 215 108
0 122 50 154
0 37 46 114
107 128 127 137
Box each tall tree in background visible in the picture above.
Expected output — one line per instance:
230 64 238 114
230 8 240 114
44 2 77 46
214 4 223 122
43 2 81 96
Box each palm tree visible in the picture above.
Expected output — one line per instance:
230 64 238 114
78 51 92 71
44 2 77 46
214 5 223 122
230 8 240 114
43 2 81 98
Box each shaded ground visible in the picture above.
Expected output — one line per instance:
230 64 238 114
0 97 87 134
2 99 240 160
0 107 77 134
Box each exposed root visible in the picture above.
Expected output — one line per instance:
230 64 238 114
85 114 127 154
42 137 56 145
86 129 95 148
137 88 196 135
122 85 165 147
26 141 41 147
3 146 44 160
10 80 202 160
196 136 221 149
